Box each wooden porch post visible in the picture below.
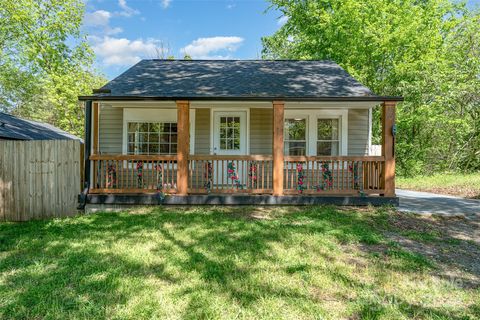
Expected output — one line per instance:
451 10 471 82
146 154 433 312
381 101 396 197
273 101 284 196
92 102 99 155
176 100 190 195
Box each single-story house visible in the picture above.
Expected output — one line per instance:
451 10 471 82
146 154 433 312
79 60 402 205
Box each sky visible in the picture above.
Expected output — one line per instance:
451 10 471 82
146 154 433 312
83 0 284 79
83 0 480 80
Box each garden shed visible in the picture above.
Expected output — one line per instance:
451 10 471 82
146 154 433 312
0 112 82 221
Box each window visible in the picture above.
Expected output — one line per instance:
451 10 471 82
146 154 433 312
219 116 240 150
284 118 307 155
317 119 339 156
127 122 177 155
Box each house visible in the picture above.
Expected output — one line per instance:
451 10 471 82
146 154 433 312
0 112 80 141
78 60 402 206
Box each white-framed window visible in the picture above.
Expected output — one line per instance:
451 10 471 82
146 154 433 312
219 116 241 151
316 118 339 156
127 122 177 155
284 118 307 156
284 109 348 156
122 108 195 155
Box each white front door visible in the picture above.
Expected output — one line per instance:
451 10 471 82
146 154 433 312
212 111 247 186
212 111 247 155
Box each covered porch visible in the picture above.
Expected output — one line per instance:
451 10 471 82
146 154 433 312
84 100 397 204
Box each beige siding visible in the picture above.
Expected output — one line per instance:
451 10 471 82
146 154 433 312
250 108 273 155
348 109 369 156
97 105 369 156
99 104 123 154
194 108 210 154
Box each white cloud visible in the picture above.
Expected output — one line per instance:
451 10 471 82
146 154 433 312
278 15 289 26
91 36 160 66
117 0 140 17
161 0 172 8
226 3 236 9
83 10 123 35
84 10 111 27
181 36 244 59
105 27 123 35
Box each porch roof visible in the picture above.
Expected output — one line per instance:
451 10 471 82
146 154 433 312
80 60 402 102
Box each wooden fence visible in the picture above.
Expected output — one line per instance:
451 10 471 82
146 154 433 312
0 140 82 221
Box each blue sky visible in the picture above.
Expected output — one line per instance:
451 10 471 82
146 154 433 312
83 0 283 79
83 0 480 80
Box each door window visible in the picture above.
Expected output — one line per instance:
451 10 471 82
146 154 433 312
219 116 241 150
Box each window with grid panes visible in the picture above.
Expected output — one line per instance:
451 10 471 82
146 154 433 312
127 122 177 154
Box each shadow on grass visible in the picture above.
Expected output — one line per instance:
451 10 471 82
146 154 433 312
0 206 476 319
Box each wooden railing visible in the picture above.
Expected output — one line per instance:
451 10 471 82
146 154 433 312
89 154 178 194
89 154 385 196
188 155 273 194
284 156 385 195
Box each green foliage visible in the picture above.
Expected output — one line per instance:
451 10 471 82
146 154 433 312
0 0 106 136
262 0 480 176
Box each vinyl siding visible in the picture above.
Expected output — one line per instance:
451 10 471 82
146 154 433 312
97 105 369 156
99 104 122 154
250 108 273 155
194 108 210 154
348 109 369 156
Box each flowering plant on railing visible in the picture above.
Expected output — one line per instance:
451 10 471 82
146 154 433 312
204 161 213 193
349 162 365 197
154 163 165 201
296 163 306 193
136 161 143 188
227 161 243 189
313 162 334 191
248 161 258 188
106 163 116 188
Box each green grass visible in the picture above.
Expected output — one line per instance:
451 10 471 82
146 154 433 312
0 206 478 319
397 172 480 198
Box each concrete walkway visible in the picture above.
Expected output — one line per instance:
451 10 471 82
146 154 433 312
397 189 480 217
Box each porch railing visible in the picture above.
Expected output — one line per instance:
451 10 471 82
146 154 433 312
89 154 178 194
283 156 385 195
89 154 385 195
188 155 273 194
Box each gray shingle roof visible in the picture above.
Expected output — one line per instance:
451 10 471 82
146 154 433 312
83 60 397 101
0 112 81 141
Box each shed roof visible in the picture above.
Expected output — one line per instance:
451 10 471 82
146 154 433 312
0 112 81 141
79 60 402 102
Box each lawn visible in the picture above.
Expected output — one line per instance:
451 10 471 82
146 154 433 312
0 206 479 319
397 172 480 199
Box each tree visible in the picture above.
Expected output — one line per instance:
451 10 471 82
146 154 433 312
262 0 480 175
0 0 106 136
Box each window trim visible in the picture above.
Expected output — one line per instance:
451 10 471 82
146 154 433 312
284 117 308 156
122 108 195 156
316 118 340 156
284 109 348 156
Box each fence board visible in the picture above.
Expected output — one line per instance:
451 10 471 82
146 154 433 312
0 140 81 221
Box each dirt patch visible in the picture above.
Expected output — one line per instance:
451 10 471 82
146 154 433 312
385 212 480 287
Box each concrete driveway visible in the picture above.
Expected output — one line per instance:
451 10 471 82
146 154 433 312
397 189 480 217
